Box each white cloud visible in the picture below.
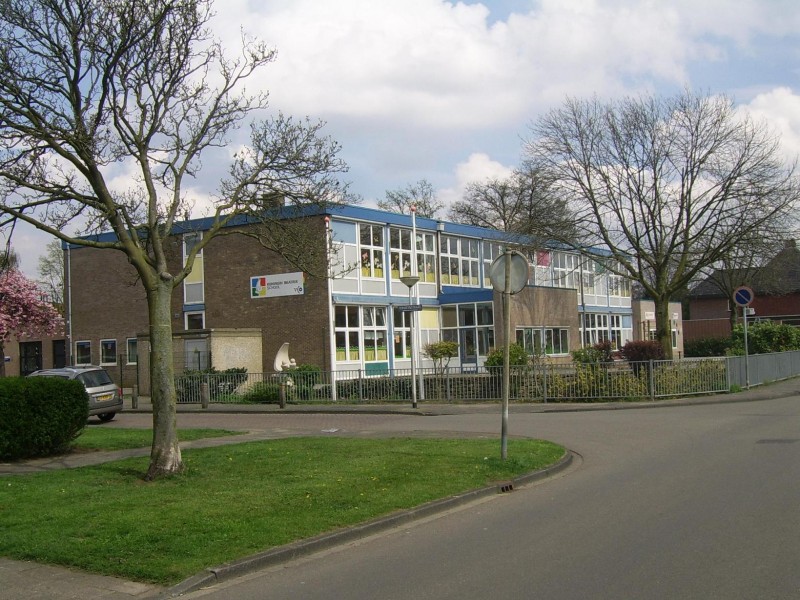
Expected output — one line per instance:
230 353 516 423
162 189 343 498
438 152 514 208
742 87 800 161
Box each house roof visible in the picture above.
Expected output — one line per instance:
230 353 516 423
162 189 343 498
689 241 800 298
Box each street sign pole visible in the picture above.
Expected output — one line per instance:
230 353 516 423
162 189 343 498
733 286 755 389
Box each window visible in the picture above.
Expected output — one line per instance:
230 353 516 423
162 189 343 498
75 341 91 364
439 236 479 286
393 308 412 359
583 313 633 349
389 227 413 280
183 232 204 305
362 307 388 362
583 313 609 346
551 251 579 289
416 232 436 283
441 302 494 360
184 338 209 371
126 338 138 365
607 264 631 298
516 327 570 356
100 339 117 365
335 305 361 361
359 224 384 279
186 311 205 330
482 241 502 288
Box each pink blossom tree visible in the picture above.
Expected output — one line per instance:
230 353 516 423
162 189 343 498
0 269 63 376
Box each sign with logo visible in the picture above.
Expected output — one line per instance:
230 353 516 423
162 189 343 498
250 272 305 299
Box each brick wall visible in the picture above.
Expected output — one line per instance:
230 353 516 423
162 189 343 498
65 218 331 389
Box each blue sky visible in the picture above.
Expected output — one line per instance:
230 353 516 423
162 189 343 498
11 0 800 277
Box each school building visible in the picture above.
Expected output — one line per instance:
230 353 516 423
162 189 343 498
9 204 676 390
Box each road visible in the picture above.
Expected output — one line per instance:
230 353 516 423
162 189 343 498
115 396 800 599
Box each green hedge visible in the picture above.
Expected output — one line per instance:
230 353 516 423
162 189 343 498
0 377 89 460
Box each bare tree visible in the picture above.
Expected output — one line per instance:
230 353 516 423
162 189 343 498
378 179 443 218
0 0 349 479
526 90 800 358
448 166 577 242
0 247 18 272
37 239 64 316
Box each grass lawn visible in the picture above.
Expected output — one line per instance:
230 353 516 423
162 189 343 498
73 427 243 451
0 437 564 585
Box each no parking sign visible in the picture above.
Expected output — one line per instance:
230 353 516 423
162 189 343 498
733 286 754 307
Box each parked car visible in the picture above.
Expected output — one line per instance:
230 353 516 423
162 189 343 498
28 366 123 422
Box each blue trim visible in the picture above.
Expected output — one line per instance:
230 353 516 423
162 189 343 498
578 305 633 315
438 287 494 304
183 304 205 312
332 294 439 307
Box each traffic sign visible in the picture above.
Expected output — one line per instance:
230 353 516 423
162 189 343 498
733 286 754 307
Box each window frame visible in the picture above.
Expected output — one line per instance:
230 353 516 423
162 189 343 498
100 339 117 365
126 338 138 365
75 340 91 365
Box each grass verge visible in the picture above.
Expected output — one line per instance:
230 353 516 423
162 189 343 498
74 427 243 451
0 437 564 585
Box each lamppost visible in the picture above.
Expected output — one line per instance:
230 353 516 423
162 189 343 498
400 274 420 408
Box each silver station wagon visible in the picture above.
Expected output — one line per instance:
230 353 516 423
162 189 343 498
28 366 123 422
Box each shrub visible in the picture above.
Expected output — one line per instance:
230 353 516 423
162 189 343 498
572 340 614 365
423 341 459 374
620 340 665 362
485 343 530 368
0 376 88 460
285 364 323 401
683 337 732 357
727 321 800 355
240 381 281 404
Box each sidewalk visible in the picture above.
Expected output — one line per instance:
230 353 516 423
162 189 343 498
2 377 798 600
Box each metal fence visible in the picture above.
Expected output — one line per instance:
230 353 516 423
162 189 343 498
726 350 800 389
169 350 800 405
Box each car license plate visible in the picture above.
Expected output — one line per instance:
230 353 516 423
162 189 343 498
97 393 113 402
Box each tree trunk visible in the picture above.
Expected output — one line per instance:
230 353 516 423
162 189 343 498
0 341 5 377
145 281 182 480
654 298 674 360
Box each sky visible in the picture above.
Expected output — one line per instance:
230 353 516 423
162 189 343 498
9 0 800 278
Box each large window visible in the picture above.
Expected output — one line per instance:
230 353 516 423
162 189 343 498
335 305 361 361
183 232 204 305
359 224 384 279
440 236 479 286
389 227 412 280
416 232 436 283
393 308 412 360
441 302 494 361
583 313 609 346
75 340 91 364
516 327 570 356
100 339 117 365
608 268 632 298
551 251 580 289
362 307 388 362
482 241 502 288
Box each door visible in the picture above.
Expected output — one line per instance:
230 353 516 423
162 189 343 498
52 339 66 368
19 341 43 376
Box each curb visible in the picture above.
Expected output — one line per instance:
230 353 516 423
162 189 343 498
157 451 575 598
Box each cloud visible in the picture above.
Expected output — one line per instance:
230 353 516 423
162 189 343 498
743 87 800 161
438 152 514 208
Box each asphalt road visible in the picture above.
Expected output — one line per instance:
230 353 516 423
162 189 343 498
128 396 800 600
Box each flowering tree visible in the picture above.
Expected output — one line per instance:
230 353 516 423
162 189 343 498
0 269 63 376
